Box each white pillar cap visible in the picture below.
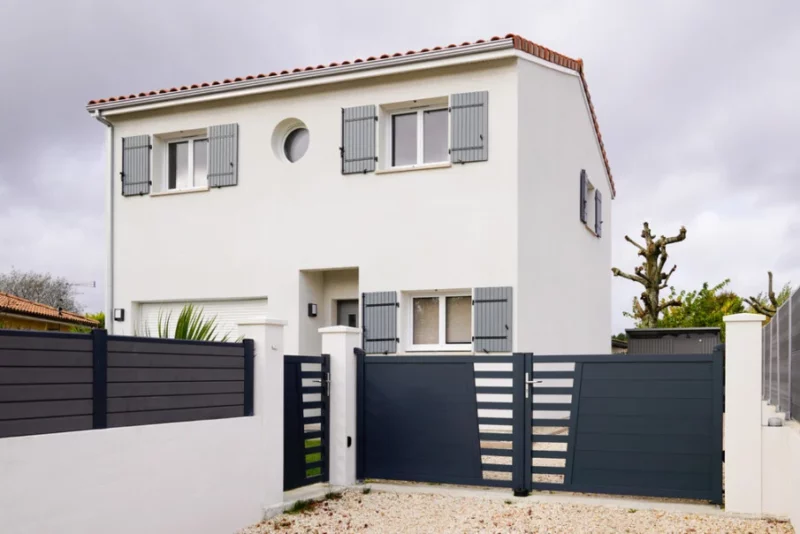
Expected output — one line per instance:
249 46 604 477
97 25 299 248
318 326 361 334
237 317 288 326
723 313 766 323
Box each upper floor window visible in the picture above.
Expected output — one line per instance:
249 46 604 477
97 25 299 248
340 91 487 175
167 137 208 191
391 108 449 167
579 169 602 237
120 123 238 197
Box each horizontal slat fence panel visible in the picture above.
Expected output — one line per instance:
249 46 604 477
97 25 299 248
0 384 93 402
107 393 244 413
0 333 91 351
108 353 244 369
107 338 243 356
0 350 93 367
0 399 93 420
0 367 93 384
0 330 253 438
0 331 95 438
108 381 244 398
107 368 244 382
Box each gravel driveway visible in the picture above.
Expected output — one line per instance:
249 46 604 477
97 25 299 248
239 489 793 534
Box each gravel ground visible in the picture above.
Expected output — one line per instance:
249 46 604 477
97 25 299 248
238 490 794 534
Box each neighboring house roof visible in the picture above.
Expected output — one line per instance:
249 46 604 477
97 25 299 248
626 327 722 337
0 292 99 327
86 33 614 196
611 338 628 349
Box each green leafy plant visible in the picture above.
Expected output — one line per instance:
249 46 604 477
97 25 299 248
362 487 371 495
151 304 235 341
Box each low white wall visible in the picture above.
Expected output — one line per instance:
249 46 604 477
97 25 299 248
0 417 267 534
761 406 800 526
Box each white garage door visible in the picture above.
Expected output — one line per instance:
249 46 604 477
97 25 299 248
138 299 268 340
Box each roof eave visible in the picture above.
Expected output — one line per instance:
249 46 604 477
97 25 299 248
86 39 515 114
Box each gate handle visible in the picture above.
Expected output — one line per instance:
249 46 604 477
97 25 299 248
313 372 331 397
524 372 542 399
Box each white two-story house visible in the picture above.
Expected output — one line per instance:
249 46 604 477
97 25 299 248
86 33 615 356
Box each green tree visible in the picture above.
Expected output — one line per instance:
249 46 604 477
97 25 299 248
86 312 105 329
70 312 105 333
628 279 744 340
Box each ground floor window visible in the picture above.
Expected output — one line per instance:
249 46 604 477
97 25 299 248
409 293 471 351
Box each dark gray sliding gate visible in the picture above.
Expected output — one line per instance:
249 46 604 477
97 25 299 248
525 353 723 503
356 352 525 490
355 350 724 503
284 354 330 491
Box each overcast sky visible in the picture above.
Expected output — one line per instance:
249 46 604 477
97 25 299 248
1 0 798 334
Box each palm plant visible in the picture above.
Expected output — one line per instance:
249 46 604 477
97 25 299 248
154 304 234 342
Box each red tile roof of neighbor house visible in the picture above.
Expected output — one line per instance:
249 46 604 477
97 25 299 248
0 292 99 328
87 33 614 195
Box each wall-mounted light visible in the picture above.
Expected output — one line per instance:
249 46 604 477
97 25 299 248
113 308 125 322
308 303 318 318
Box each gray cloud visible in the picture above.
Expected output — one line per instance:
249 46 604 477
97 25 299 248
1 0 798 330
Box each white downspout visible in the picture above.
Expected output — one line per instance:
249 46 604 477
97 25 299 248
93 111 114 334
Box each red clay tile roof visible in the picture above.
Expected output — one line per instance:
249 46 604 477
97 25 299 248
0 292 99 328
87 33 614 196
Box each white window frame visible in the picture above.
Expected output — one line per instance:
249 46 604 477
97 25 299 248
407 291 472 352
163 135 209 192
585 178 597 236
389 107 449 169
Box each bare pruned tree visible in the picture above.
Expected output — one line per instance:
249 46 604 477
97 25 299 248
612 222 687 328
0 268 83 312
744 271 793 319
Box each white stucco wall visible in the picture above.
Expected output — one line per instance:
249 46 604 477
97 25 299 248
761 412 800 525
108 60 520 353
516 58 612 354
0 418 266 534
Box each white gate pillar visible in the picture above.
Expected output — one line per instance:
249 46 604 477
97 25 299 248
319 326 360 487
238 318 287 513
723 313 766 514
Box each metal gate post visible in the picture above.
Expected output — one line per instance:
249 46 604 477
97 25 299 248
711 345 725 504
523 353 533 493
512 353 532 495
355 347 366 481
321 353 331 483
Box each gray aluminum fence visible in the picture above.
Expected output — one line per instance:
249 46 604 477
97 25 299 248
0 329 254 438
762 289 800 423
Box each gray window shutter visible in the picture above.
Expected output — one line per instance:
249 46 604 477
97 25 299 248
341 105 377 174
362 291 397 354
121 135 151 196
580 169 588 223
473 287 512 352
594 189 603 237
208 123 239 187
450 91 488 163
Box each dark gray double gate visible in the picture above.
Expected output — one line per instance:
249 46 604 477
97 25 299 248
356 350 724 503
284 354 330 491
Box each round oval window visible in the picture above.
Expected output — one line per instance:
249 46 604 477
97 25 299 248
284 128 309 162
